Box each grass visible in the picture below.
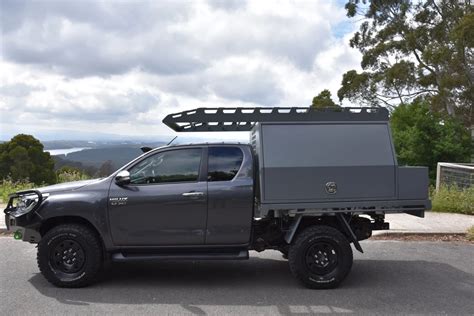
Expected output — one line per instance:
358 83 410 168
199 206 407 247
56 170 90 183
0 171 90 203
467 226 474 242
0 178 35 203
431 185 474 215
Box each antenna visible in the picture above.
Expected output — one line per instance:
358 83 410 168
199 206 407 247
167 135 178 145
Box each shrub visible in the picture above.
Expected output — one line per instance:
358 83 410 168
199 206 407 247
0 178 35 203
0 168 91 203
57 170 90 183
431 185 474 215
467 226 474 242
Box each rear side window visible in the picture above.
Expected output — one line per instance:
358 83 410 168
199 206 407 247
208 147 244 181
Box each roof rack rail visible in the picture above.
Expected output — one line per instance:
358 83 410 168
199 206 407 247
163 107 389 132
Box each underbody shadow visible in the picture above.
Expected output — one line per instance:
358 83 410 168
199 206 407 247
29 257 474 314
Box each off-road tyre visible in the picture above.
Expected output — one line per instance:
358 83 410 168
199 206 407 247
37 224 103 288
288 225 353 289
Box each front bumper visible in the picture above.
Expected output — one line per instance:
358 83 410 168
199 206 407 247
4 213 41 243
4 190 44 243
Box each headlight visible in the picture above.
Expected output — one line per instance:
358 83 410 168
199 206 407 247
13 193 49 216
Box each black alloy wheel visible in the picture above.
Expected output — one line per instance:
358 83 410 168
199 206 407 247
50 239 86 274
37 224 103 288
288 225 353 289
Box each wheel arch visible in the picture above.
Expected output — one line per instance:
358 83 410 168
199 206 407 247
285 215 340 244
285 214 363 253
39 216 106 253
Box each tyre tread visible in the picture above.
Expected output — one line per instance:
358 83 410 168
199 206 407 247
37 223 102 288
288 225 353 289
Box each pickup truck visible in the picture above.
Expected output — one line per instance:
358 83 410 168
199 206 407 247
4 107 431 289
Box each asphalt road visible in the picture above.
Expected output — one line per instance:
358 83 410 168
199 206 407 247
1 238 473 315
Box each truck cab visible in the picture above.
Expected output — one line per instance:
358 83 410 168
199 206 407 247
108 143 254 247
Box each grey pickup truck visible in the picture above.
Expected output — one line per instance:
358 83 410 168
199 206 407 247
5 107 430 289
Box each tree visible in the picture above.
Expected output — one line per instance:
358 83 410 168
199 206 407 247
0 134 56 184
390 100 471 181
311 89 340 108
339 0 473 127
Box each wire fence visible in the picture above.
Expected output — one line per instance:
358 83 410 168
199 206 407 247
436 162 474 190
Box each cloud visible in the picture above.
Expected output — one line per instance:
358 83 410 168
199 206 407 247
0 0 361 140
0 82 44 98
1 0 192 34
1 0 350 76
205 56 284 105
1 0 203 77
208 0 247 11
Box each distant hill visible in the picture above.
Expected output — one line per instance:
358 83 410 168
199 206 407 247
42 140 168 150
56 146 145 169
47 136 249 176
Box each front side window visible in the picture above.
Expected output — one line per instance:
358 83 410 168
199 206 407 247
208 147 244 182
129 148 202 185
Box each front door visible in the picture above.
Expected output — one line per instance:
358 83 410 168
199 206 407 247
108 147 207 246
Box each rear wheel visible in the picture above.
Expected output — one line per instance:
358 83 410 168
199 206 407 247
288 225 353 289
37 224 103 288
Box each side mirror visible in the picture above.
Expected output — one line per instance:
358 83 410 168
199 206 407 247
115 170 131 186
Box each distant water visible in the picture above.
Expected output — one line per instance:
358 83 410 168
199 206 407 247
45 147 91 156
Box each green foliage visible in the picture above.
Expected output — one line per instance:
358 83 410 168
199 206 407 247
339 0 473 127
431 185 474 215
53 156 98 178
311 89 339 108
0 178 35 203
467 225 474 241
391 101 471 181
56 166 91 183
338 70 377 107
0 134 56 185
0 167 92 203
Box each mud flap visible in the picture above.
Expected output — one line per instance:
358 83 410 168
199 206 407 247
284 214 303 244
336 213 364 253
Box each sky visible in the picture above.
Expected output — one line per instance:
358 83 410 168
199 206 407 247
0 0 361 142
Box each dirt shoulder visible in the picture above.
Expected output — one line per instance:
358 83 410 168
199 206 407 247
372 233 473 243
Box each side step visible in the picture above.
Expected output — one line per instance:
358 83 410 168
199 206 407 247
112 250 249 262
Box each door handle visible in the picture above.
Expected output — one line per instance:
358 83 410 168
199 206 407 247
182 191 204 197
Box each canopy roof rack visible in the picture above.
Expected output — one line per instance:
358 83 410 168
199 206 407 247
163 107 389 132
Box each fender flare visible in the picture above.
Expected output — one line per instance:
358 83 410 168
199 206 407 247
283 213 364 253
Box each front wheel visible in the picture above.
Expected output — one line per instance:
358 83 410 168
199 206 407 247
37 224 103 288
288 225 353 289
